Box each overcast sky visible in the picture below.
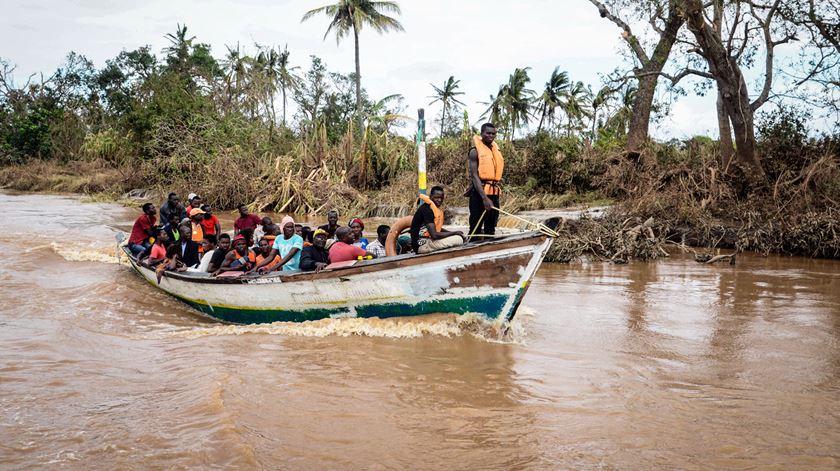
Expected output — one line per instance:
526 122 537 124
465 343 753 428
1 0 809 139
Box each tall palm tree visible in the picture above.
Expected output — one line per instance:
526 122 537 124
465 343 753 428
274 45 299 127
301 0 404 132
562 81 592 136
590 86 611 138
164 24 195 74
480 85 508 138
222 44 250 114
503 67 534 139
535 67 570 134
428 76 466 137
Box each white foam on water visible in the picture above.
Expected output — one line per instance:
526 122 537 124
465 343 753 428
160 312 526 342
48 241 128 265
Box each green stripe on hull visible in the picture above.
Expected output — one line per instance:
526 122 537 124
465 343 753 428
180 294 510 324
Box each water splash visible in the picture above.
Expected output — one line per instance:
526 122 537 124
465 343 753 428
160 312 527 342
47 241 127 265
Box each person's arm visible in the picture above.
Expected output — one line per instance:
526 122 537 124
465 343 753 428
469 148 493 211
425 222 463 241
270 247 300 271
249 248 279 273
214 217 221 236
217 252 244 273
207 252 224 273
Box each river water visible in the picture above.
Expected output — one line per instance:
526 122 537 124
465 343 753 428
1 192 838 470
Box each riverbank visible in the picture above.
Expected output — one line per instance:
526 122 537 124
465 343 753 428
1 133 838 260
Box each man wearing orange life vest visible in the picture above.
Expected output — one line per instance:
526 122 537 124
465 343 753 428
410 186 464 254
468 123 504 238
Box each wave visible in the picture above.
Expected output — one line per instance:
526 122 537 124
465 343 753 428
160 310 533 342
47 241 128 265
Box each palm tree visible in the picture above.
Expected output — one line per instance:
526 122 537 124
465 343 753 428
164 24 195 74
591 86 611 138
503 67 534 138
301 0 404 132
562 81 592 136
479 85 508 138
222 44 250 114
274 45 299 127
428 76 466 137
535 67 570 134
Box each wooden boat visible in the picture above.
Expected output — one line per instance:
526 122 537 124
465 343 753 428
120 231 553 324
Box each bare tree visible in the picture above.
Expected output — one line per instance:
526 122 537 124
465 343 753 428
589 0 684 161
676 0 796 186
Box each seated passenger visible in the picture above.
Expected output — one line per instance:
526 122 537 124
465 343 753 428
175 224 201 268
329 227 375 263
349 218 369 249
410 186 464 254
218 235 256 273
300 229 330 272
160 192 187 223
254 216 272 243
318 210 340 239
366 224 389 258
141 227 170 268
255 237 281 271
188 207 206 251
128 203 157 256
234 204 262 246
207 233 231 273
250 216 303 273
186 193 202 215
200 204 221 237
163 212 182 245
196 234 218 272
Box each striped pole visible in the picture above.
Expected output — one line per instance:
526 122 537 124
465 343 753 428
417 108 427 195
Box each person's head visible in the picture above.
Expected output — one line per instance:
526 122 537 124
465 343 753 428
142 202 156 216
238 204 249 217
218 233 231 252
377 224 390 244
294 224 303 236
281 216 295 239
301 226 313 243
313 229 328 248
188 194 201 208
263 224 277 236
327 210 338 226
155 227 169 244
168 212 180 227
261 216 273 227
232 235 247 253
349 218 364 240
167 192 180 205
335 226 354 244
189 207 205 222
480 123 497 146
430 186 445 208
200 204 212 216
178 223 191 240
201 234 217 253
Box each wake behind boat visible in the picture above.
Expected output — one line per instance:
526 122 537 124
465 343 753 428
120 230 553 324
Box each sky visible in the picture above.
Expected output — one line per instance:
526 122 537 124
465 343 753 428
0 0 817 139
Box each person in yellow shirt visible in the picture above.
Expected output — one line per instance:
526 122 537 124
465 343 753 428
468 123 504 238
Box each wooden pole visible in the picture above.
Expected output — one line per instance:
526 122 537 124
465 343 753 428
417 108 427 195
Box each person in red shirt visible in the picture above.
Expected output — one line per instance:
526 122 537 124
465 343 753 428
141 228 169 267
234 204 262 246
200 204 221 236
128 203 157 256
328 227 376 263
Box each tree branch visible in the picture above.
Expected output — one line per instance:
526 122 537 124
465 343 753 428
588 0 651 63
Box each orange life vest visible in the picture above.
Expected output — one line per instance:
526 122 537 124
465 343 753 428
191 222 204 253
472 135 504 196
417 194 443 232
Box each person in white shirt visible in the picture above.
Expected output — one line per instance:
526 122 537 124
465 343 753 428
366 224 390 258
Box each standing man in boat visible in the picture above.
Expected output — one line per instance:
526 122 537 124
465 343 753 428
468 123 504 238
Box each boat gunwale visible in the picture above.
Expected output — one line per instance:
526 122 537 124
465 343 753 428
125 231 549 285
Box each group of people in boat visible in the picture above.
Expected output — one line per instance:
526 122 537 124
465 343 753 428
125 123 505 277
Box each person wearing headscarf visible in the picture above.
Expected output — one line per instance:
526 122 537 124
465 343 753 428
249 215 304 273
349 218 369 250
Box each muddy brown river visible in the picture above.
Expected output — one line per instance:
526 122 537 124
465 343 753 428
1 192 838 470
